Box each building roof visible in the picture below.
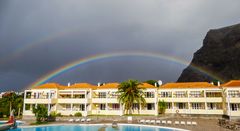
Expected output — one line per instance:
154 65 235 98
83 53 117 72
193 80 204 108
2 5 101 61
140 83 156 88
95 82 156 89
97 83 120 89
161 82 217 89
222 80 240 87
67 83 96 89
32 83 65 90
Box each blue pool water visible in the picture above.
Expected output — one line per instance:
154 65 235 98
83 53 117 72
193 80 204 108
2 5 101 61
0 121 23 126
8 125 184 131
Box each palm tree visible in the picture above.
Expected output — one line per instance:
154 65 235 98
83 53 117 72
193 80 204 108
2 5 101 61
2 92 17 114
117 79 146 115
158 100 167 114
15 95 24 118
220 87 227 115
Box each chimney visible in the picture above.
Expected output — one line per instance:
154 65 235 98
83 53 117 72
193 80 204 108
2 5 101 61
210 82 214 85
97 82 101 87
217 81 220 86
154 83 158 87
67 82 71 87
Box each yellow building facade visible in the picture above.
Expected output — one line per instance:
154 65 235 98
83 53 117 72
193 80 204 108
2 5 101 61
23 80 240 119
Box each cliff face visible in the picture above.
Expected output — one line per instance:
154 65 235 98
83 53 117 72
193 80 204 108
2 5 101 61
177 24 240 82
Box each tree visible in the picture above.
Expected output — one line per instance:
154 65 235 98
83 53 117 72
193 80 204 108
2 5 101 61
158 100 167 114
117 79 146 115
32 105 48 123
15 95 24 118
220 87 227 115
2 92 17 115
144 80 158 86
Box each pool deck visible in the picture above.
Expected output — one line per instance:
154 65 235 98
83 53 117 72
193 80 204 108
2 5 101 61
20 116 233 131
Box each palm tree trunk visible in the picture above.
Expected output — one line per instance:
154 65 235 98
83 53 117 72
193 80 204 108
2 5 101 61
18 108 21 118
9 102 12 115
129 104 133 114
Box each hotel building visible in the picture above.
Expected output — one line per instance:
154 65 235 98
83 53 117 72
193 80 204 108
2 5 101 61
23 80 240 119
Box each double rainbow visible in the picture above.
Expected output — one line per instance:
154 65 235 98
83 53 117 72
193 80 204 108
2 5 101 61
27 51 224 89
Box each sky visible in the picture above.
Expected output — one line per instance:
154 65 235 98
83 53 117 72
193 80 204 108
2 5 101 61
0 0 240 91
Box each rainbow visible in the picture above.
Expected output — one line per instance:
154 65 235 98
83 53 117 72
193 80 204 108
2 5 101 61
0 27 81 64
27 51 224 89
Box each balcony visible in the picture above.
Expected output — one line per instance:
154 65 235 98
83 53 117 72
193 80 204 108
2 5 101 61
58 98 89 103
145 98 156 103
228 97 240 103
206 97 222 102
188 97 206 102
24 98 57 104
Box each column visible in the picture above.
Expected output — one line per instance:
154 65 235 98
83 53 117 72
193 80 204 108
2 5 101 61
155 90 158 116
23 90 27 113
226 90 231 118
172 91 174 113
204 90 208 115
48 91 51 115
187 90 190 114
120 103 123 116
84 103 87 116
106 92 108 113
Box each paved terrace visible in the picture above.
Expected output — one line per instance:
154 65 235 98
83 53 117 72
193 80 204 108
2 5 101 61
21 115 236 131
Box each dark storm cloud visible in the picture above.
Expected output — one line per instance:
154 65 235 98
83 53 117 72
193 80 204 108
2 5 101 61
0 0 240 91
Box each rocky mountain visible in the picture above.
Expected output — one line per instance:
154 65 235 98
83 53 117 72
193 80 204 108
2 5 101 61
177 23 240 83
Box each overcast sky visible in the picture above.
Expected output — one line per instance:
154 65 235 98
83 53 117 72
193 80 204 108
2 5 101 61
0 0 240 91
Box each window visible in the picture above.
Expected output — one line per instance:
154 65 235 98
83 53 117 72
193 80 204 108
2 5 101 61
60 94 71 98
145 92 154 98
132 103 139 110
176 103 186 109
160 92 172 97
50 92 55 98
147 103 155 110
74 94 85 98
100 104 106 110
166 103 172 109
26 92 31 99
110 92 118 98
228 90 240 98
25 104 31 110
192 103 204 109
73 104 85 111
79 104 85 111
66 104 71 110
230 104 239 111
112 104 120 110
175 91 186 98
99 92 106 98
190 91 201 98
206 92 222 97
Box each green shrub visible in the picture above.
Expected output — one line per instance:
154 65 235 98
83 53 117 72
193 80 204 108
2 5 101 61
0 112 3 118
74 112 82 117
50 111 57 117
56 113 62 117
32 105 48 123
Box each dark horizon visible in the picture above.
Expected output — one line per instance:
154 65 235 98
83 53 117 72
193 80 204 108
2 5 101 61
1 0 240 92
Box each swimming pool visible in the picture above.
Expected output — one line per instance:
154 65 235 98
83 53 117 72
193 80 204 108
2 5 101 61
0 121 24 126
8 124 188 131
